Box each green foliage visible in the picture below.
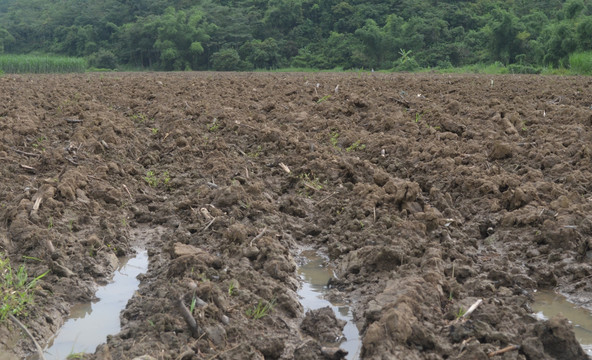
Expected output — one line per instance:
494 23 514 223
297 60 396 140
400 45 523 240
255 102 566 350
88 49 117 69
346 140 366 152
245 298 276 320
211 49 251 71
570 51 592 74
0 253 48 321
0 55 86 73
0 0 591 72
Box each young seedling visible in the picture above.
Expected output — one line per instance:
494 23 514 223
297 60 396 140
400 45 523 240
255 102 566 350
246 298 276 320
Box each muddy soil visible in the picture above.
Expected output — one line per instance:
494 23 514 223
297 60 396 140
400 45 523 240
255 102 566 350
1 72 592 359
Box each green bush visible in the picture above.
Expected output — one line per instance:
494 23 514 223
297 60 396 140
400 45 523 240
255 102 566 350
88 49 117 70
210 49 252 71
507 64 542 74
569 51 592 75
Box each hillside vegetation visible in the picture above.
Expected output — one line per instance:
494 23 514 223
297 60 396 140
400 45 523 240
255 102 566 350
0 0 592 71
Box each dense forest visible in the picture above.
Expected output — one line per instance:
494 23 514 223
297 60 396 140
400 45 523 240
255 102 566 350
0 0 591 71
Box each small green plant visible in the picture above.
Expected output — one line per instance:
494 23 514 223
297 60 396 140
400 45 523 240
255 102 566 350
48 217 54 230
299 173 324 192
147 319 155 327
130 113 147 123
208 118 220 132
521 122 527 132
0 253 49 321
190 294 197 314
67 352 86 359
346 140 366 152
162 171 171 186
32 136 47 151
144 170 159 187
248 145 263 158
228 281 236 296
151 127 159 135
317 94 331 103
329 131 339 147
415 113 422 123
246 298 276 320
456 306 466 320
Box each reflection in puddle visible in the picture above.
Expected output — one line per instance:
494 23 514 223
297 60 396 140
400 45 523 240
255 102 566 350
42 250 148 360
297 250 361 360
532 290 592 355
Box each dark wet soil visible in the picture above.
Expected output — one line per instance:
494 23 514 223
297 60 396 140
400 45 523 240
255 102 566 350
2 72 592 359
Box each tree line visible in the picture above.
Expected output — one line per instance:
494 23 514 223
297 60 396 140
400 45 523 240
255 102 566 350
0 0 591 72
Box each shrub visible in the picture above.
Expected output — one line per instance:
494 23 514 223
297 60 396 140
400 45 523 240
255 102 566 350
88 49 117 70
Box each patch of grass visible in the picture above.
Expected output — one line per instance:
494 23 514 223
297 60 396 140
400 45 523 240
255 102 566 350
144 170 159 187
570 51 592 75
0 253 49 321
0 54 86 73
246 298 276 320
346 140 366 152
329 131 339 148
208 118 220 132
130 113 148 123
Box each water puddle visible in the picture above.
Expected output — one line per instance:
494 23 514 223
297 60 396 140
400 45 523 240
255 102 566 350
297 250 361 359
532 289 592 356
40 249 148 359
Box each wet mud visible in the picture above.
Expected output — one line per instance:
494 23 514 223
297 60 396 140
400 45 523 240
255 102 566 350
1 72 592 359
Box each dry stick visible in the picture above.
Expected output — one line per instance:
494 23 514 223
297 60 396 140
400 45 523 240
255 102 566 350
487 345 520 357
122 184 134 201
462 299 483 319
20 164 36 172
13 149 40 157
8 314 46 360
249 227 268 247
176 296 199 338
65 118 83 124
316 192 337 206
203 217 216 231
64 157 78 166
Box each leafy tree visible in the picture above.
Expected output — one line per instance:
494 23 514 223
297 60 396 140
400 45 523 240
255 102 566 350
0 28 14 53
485 8 525 64
210 48 252 70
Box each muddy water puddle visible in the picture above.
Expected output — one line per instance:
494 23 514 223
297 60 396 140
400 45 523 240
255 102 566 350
39 249 148 360
297 250 361 359
532 290 592 355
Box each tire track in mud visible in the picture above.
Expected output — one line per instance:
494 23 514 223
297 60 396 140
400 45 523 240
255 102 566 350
1 73 592 359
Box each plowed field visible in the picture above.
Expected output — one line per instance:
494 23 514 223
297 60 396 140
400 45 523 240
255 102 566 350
2 72 592 359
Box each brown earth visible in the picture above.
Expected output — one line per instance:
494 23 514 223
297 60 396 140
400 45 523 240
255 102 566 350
1 72 592 359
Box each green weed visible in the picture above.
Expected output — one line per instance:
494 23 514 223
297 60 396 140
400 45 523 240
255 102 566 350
208 119 220 132
329 131 339 147
246 298 276 320
317 94 331 103
0 253 49 321
144 170 158 187
228 281 236 296
456 306 466 320
346 140 366 152
130 113 148 123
